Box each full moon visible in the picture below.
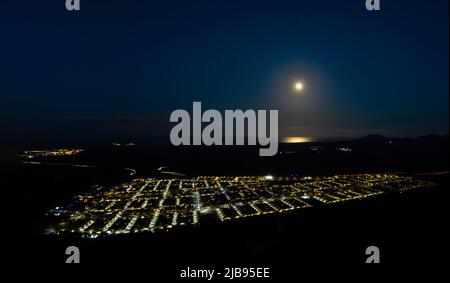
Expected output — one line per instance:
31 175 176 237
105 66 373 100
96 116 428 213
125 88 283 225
294 82 304 92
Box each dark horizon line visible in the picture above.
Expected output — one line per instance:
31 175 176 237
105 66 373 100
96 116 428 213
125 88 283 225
1 133 448 151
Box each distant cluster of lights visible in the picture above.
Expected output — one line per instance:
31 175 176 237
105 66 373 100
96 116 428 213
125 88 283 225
21 149 84 159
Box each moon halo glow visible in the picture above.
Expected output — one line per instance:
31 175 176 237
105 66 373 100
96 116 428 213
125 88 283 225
294 81 304 92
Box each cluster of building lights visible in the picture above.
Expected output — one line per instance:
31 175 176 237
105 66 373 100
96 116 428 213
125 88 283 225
21 149 84 159
44 174 435 238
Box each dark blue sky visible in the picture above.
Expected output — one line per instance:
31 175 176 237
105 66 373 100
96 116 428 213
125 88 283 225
1 0 448 141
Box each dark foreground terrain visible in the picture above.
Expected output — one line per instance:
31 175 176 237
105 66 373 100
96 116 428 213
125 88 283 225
1 135 449 265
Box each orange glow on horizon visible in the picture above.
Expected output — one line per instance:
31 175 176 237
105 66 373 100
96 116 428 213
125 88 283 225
283 136 313 143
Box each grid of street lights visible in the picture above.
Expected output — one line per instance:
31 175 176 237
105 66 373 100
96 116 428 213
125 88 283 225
45 174 435 238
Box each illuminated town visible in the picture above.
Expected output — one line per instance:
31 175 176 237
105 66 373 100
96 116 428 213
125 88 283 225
21 149 84 159
44 174 435 238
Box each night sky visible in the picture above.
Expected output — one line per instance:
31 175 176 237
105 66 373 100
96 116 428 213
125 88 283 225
1 0 448 143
